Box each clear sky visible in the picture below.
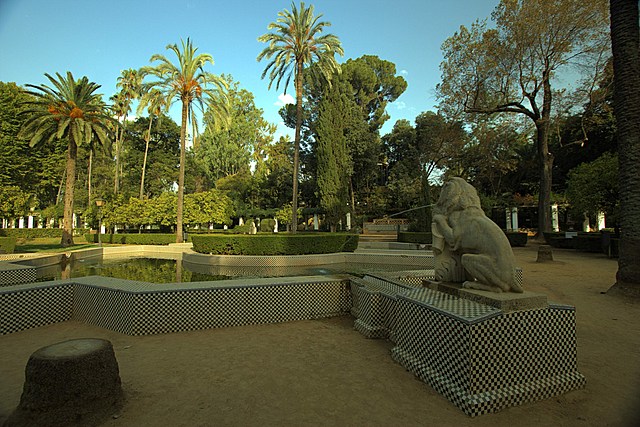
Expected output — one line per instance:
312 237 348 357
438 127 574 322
0 0 498 140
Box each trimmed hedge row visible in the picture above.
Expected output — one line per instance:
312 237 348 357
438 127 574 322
0 228 64 238
399 230 527 247
0 237 17 254
84 233 180 245
191 233 359 255
398 232 432 244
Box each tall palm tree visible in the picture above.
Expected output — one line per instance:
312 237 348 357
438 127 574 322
141 38 228 243
136 88 166 199
112 69 142 195
610 0 640 296
19 72 114 246
258 1 343 233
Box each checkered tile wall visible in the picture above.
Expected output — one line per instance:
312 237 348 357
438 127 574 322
349 275 585 417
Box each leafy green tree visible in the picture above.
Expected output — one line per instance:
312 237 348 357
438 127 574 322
258 1 343 232
566 152 618 227
383 112 467 219
197 75 275 184
136 88 168 199
316 85 350 231
0 81 65 207
19 72 114 246
141 38 228 243
0 186 34 222
437 0 609 237
184 189 234 227
123 114 180 199
610 0 640 294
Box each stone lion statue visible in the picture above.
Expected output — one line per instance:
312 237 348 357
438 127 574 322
432 177 523 293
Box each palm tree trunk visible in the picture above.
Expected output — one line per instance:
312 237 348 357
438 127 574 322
611 0 640 295
88 149 93 206
176 100 188 243
61 135 77 247
140 116 153 199
292 61 304 234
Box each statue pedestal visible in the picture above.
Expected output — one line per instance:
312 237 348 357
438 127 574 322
424 280 548 312
390 285 585 416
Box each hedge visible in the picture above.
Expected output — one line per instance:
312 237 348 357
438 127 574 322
84 233 180 245
191 233 359 255
398 232 432 244
504 232 528 247
0 237 17 254
0 228 64 238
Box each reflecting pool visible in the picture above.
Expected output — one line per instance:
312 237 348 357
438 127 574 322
38 257 415 283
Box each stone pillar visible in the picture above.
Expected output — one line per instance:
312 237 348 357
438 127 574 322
18 217 25 228
505 209 512 232
274 218 279 233
27 215 34 228
510 207 519 231
551 204 559 232
2 218 6 228
346 212 351 231
597 212 606 230
100 224 106 234
313 214 319 231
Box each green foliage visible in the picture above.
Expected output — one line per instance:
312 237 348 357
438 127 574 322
316 84 351 229
260 218 276 232
566 152 619 222
191 233 359 255
0 228 64 238
0 186 35 219
0 237 17 253
84 233 178 245
197 75 275 184
183 190 234 226
397 232 433 244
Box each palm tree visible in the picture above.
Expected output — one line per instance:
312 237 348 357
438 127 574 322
112 69 142 195
136 88 166 199
141 38 228 243
19 72 114 246
610 0 640 296
258 1 343 233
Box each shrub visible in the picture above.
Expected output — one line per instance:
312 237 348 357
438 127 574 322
0 228 64 238
398 232 432 244
0 236 17 254
504 232 527 247
229 224 253 234
192 233 359 255
84 233 179 245
260 218 276 232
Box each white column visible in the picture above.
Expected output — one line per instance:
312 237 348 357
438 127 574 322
551 204 559 232
27 215 34 228
239 217 244 226
18 217 25 228
274 218 279 233
209 223 214 230
505 209 512 232
346 212 351 231
100 224 106 234
313 214 319 231
1 218 6 228
510 207 519 231
597 212 606 230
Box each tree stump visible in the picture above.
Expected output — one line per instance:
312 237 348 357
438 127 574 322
536 245 554 262
4 338 124 427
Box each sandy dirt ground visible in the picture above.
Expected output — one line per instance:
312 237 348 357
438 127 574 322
1 243 639 427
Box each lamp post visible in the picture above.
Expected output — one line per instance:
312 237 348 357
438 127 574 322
95 198 104 247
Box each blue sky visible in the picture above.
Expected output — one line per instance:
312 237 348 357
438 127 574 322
0 0 498 140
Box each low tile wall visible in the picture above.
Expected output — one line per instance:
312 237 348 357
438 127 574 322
1 276 351 336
